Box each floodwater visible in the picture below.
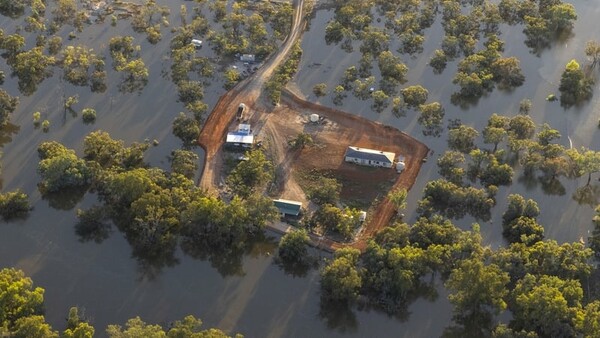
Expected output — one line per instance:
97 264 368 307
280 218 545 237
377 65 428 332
0 0 599 337
295 2 600 248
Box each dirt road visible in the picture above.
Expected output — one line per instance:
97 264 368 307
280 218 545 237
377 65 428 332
198 0 306 192
275 90 429 251
197 0 429 252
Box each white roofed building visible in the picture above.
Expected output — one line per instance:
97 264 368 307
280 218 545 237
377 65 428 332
344 146 395 168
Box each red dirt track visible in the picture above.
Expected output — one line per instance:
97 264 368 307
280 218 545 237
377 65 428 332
196 0 429 251
278 90 429 251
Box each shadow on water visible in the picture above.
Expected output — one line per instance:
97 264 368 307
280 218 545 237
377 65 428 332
75 206 113 244
572 184 600 207
180 232 277 278
0 123 20 147
318 300 359 334
273 255 318 278
130 238 180 281
517 173 567 196
41 186 88 211
0 0 599 336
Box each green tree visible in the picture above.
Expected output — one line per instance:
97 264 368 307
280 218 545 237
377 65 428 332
437 151 466 185
508 114 535 140
321 248 362 303
332 85 346 105
448 125 479 153
312 83 327 97
227 149 273 197
37 143 91 193
511 274 583 337
177 81 204 105
483 126 507 152
62 307 94 338
0 89 19 126
545 3 577 32
0 0 26 18
170 150 199 179
172 112 200 148
224 68 240 90
313 204 343 234
371 90 389 112
559 59 593 107
401 85 429 107
166 315 235 338
585 40 600 68
580 301 600 338
377 51 408 85
0 268 45 328
502 194 540 225
565 147 600 185
289 133 313 150
417 102 444 135
11 46 55 95
446 258 509 327
12 315 58 338
60 45 99 86
0 189 30 220
306 176 341 205
278 229 310 263
491 57 525 88
429 49 447 73
388 187 408 212
81 108 96 124
106 317 166 338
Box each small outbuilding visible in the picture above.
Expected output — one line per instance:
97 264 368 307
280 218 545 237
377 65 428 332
191 39 203 48
344 146 395 168
240 54 256 62
226 124 254 148
273 199 302 217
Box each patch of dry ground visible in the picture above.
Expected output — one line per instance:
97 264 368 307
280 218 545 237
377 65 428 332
256 90 429 251
197 0 429 251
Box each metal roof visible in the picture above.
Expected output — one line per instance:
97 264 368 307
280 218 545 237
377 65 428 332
273 199 302 216
344 146 395 164
226 132 254 144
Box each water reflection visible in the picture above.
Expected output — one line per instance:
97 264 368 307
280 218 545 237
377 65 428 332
0 122 20 147
318 300 359 333
41 186 88 211
572 184 600 207
273 255 318 278
73 207 112 244
181 233 277 277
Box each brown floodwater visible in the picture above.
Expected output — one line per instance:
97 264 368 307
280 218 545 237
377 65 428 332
0 0 599 337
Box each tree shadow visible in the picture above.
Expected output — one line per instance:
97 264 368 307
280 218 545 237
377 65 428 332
273 255 318 278
129 235 180 281
539 177 566 196
41 186 88 211
118 78 147 94
441 311 494 338
74 206 113 244
318 299 359 333
572 184 600 207
0 122 20 147
180 232 273 277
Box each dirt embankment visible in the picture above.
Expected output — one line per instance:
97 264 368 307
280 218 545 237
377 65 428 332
272 90 430 251
197 0 306 192
197 0 429 251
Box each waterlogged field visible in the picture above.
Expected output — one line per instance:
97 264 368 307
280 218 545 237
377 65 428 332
0 0 599 337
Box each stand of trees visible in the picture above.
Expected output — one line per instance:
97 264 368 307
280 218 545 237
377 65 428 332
36 131 278 275
0 268 241 338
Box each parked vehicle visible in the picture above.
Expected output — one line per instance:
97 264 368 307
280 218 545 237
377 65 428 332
236 103 246 120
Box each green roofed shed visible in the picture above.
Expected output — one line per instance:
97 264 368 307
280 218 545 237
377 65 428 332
273 199 302 217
